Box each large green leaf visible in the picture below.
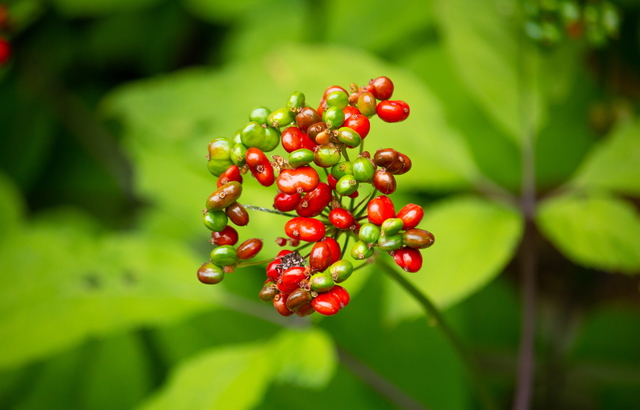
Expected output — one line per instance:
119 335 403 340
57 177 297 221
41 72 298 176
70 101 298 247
570 119 640 196
384 196 523 322
0 212 217 370
537 193 640 273
52 0 162 16
435 0 579 144
0 173 24 242
138 327 336 410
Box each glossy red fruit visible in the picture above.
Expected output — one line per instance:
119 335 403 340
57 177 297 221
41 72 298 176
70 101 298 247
311 292 342 316
329 208 356 230
274 294 294 316
206 181 242 211
372 168 396 195
296 107 322 133
343 114 370 139
281 127 316 153
274 192 301 212
396 203 424 230
343 105 360 120
368 76 394 100
245 148 275 186
217 165 243 188
211 225 239 246
394 153 412 175
376 100 410 123
392 247 423 272
323 85 348 100
278 266 308 293
367 195 396 225
285 217 326 242
296 182 331 217
309 242 332 272
329 285 350 307
266 259 281 281
320 237 341 264
327 174 338 190
237 238 263 260
276 166 319 194
226 201 249 226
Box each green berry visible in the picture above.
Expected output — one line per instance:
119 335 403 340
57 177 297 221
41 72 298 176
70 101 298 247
314 143 342 168
336 174 359 196
249 106 271 125
286 91 306 113
352 157 376 182
323 106 345 129
203 210 228 232
241 121 267 149
268 107 295 128
329 260 353 283
359 223 381 244
331 161 354 180
310 272 335 293
288 149 315 168
378 233 403 252
210 245 238 266
325 90 349 110
351 240 374 260
381 218 404 236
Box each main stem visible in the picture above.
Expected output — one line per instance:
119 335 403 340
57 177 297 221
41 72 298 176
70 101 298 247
513 34 538 410
377 257 497 410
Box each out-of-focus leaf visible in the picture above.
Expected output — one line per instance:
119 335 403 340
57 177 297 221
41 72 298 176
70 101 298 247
0 173 24 241
0 212 217 370
271 328 336 390
324 0 435 54
52 0 162 16
537 193 640 273
570 119 640 196
182 0 265 22
436 0 579 144
138 342 273 410
384 196 523 322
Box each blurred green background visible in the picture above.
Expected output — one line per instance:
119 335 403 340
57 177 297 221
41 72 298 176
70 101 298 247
1 0 640 409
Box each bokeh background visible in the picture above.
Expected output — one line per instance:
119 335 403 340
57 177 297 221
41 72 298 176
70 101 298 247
1 0 640 409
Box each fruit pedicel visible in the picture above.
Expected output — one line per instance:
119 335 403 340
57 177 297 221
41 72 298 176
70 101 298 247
198 77 435 317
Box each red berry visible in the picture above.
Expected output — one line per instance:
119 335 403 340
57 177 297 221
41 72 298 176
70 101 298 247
376 100 410 123
284 217 326 242
369 76 394 100
329 208 356 230
266 259 281 281
274 294 294 316
217 165 243 188
296 182 331 217
281 127 316 153
343 114 370 139
392 247 423 272
226 201 249 226
278 266 308 293
320 237 342 264
0 38 10 65
311 292 342 316
309 241 332 272
396 203 424 230
236 238 263 260
274 192 301 212
329 285 350 307
245 148 275 187
296 108 322 133
372 169 396 195
211 225 239 246
276 166 320 195
327 174 338 190
367 195 396 225
343 105 360 120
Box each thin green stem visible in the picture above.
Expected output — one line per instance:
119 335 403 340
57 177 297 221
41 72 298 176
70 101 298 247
355 189 378 218
376 257 498 410
341 145 351 162
244 204 297 218
235 258 273 268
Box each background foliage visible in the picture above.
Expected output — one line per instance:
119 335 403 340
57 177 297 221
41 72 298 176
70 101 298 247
1 0 640 408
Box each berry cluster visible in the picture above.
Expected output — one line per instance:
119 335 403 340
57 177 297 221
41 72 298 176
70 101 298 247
198 76 435 317
524 0 620 47
0 5 11 65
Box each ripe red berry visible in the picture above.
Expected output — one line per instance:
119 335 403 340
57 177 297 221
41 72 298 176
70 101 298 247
392 247 423 272
211 225 239 246
226 201 249 226
217 165 243 188
329 285 350 307
245 148 275 187
281 127 316 152
367 195 396 225
284 217 326 242
343 114 370 139
329 208 356 230
0 38 10 65
296 182 331 217
376 100 410 123
343 105 360 120
276 166 320 194
236 238 263 260
309 241 332 272
368 76 394 100
311 292 342 316
396 203 424 230
274 294 294 316
320 237 342 264
274 192 301 212
278 266 308 293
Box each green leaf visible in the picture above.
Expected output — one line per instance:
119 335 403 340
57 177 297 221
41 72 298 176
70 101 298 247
0 212 217 370
138 342 273 410
570 119 640 196
271 328 336 390
324 0 435 54
182 0 266 22
435 0 580 144
384 196 523 322
52 0 162 16
0 173 24 242
537 193 640 273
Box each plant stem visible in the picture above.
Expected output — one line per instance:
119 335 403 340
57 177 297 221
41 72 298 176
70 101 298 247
513 28 538 410
235 258 273 268
244 204 297 218
376 257 498 410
